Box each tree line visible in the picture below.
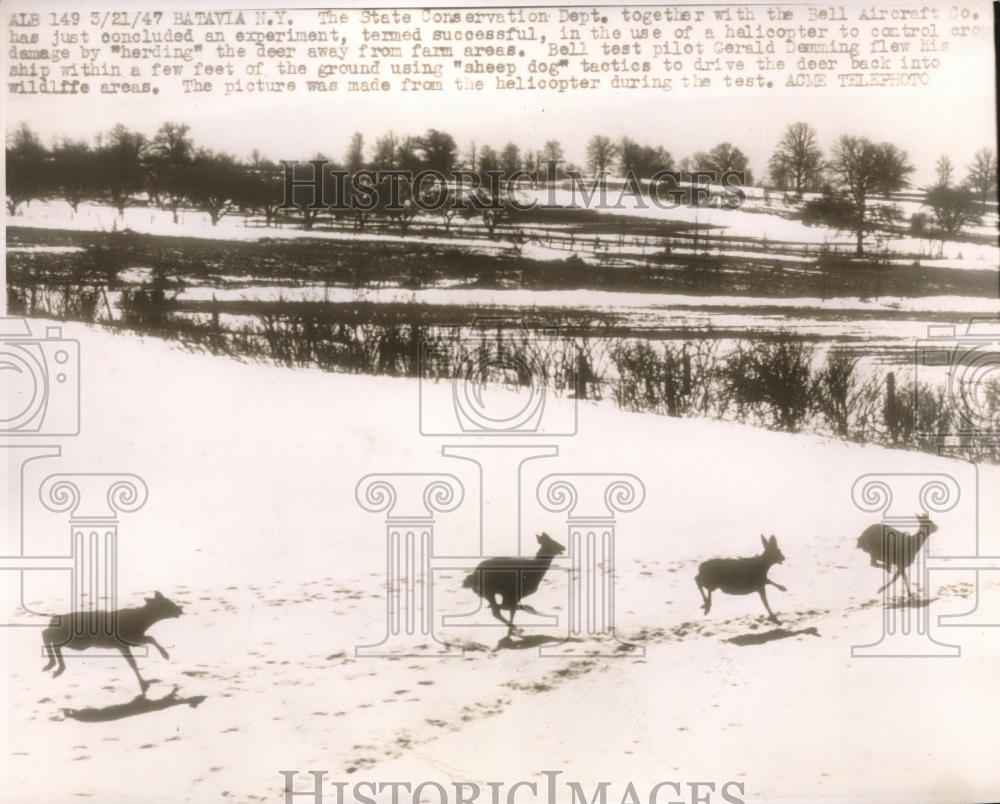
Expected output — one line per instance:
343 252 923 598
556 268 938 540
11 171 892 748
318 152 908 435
6 120 997 255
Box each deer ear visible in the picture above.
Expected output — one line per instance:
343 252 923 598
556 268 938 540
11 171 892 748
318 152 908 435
761 534 768 548
770 535 778 546
536 534 542 543
154 591 164 599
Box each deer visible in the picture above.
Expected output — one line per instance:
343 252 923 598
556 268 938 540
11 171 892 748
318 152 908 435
696 535 787 624
462 532 565 633
857 513 937 599
42 591 184 695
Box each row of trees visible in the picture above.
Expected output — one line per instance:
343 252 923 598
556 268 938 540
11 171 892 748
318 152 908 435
768 122 996 254
7 120 997 255
6 121 759 219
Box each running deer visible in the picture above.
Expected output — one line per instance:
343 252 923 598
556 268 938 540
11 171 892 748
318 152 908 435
696 535 787 624
857 512 937 598
42 591 183 694
463 533 565 633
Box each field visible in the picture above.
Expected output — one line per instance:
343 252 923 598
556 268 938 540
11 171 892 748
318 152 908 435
4 185 1000 801
7 188 1000 462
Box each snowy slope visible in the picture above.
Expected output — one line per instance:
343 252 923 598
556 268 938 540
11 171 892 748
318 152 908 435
3 321 999 803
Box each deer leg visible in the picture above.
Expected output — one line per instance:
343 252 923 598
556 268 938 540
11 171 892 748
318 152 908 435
44 639 65 676
488 601 511 627
139 635 170 660
901 567 913 600
878 567 903 594
696 580 711 614
42 633 57 672
52 645 66 677
119 646 149 695
759 588 781 624
767 579 787 592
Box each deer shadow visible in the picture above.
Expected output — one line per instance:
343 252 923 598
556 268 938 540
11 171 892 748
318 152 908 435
494 634 579 652
725 626 821 647
885 596 936 610
61 686 206 723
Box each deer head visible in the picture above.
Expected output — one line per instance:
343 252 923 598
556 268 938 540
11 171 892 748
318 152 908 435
760 534 785 564
915 512 938 536
536 532 566 556
144 590 184 619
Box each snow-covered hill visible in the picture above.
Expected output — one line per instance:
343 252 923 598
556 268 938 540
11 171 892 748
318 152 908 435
3 321 999 803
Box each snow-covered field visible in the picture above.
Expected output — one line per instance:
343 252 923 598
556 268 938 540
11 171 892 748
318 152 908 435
4 321 1000 803
10 191 1000 273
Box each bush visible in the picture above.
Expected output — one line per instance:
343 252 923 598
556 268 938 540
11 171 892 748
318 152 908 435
723 339 815 431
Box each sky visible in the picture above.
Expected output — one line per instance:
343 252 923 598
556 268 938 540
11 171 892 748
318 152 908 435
4 0 997 186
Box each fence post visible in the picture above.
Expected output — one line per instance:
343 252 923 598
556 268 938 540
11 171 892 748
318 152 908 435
885 371 897 442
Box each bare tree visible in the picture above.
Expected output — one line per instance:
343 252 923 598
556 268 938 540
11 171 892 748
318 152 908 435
419 129 458 174
500 142 522 177
345 132 365 173
966 147 998 204
619 137 672 179
462 140 477 172
187 150 241 225
827 135 913 255
372 132 399 170
478 144 499 178
97 124 147 217
768 123 823 193
934 155 954 188
53 138 98 215
5 123 49 215
925 185 981 235
541 140 564 164
695 142 754 185
149 122 194 223
586 135 618 176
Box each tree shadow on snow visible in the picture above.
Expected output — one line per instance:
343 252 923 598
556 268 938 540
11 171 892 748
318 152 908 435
725 626 821 647
61 686 206 722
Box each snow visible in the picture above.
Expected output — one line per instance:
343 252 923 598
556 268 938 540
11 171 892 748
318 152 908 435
4 320 1000 803
171 283 1000 317
10 195 1000 273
